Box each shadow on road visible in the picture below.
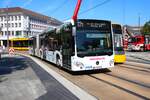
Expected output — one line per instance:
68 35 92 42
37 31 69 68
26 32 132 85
0 55 28 75
66 68 111 75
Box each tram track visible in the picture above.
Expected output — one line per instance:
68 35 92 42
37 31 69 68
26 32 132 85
112 65 150 87
124 62 150 69
126 58 150 65
88 74 150 100
104 73 150 88
43 62 150 99
124 64 150 70
117 64 150 73
116 62 150 74
129 55 150 63
45 63 150 99
85 62 150 99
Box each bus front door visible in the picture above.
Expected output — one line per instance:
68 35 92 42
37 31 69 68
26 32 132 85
62 47 71 69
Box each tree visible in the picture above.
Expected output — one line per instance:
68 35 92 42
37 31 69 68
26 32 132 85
141 20 150 35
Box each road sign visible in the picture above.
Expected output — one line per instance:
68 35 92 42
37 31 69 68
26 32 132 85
9 48 15 55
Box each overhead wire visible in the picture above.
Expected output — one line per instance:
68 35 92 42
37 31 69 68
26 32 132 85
50 0 68 15
79 0 112 15
63 0 112 21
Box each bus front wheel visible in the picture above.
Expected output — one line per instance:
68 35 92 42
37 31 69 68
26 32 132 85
56 56 61 67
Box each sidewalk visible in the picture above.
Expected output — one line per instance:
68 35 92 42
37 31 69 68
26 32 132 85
0 54 46 100
0 54 78 100
0 54 97 100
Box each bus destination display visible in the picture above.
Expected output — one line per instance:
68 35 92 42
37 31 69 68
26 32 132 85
77 19 111 32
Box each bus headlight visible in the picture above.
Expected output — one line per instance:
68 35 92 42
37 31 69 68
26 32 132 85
109 59 114 66
74 61 84 68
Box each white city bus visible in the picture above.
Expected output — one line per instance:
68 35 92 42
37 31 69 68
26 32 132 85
29 19 114 71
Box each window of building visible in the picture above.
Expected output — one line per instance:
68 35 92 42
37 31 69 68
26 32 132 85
12 23 14 27
12 16 14 21
32 24 33 28
19 23 21 27
12 31 14 36
4 16 9 21
5 31 7 35
26 32 29 37
16 31 21 36
8 16 10 21
15 23 17 27
8 23 10 27
15 16 17 21
8 31 10 35
1 17 3 21
19 15 21 20
4 16 6 21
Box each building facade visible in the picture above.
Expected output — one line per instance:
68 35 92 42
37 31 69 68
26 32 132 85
0 7 62 47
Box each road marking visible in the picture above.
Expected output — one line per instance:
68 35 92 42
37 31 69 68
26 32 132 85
9 48 15 55
19 54 98 100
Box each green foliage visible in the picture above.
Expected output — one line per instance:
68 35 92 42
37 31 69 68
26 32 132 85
141 20 150 35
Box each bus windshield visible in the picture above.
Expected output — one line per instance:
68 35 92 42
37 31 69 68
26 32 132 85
112 24 124 51
76 20 113 57
114 34 123 48
76 31 112 57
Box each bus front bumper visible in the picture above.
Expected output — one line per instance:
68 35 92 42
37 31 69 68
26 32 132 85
114 55 126 63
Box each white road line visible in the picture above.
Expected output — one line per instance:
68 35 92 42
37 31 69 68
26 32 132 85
19 54 98 100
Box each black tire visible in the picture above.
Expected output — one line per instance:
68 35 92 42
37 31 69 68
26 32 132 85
56 59 60 66
56 55 61 67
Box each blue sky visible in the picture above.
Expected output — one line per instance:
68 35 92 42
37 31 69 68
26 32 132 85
0 0 149 26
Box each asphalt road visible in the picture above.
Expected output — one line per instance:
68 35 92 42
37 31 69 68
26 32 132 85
0 54 78 100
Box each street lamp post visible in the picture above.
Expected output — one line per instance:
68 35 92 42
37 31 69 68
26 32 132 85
6 6 9 52
138 13 141 33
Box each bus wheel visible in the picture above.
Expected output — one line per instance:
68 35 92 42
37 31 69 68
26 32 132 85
56 58 61 67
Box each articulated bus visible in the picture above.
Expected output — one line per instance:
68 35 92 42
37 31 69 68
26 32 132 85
10 38 31 51
112 24 126 63
29 19 114 71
